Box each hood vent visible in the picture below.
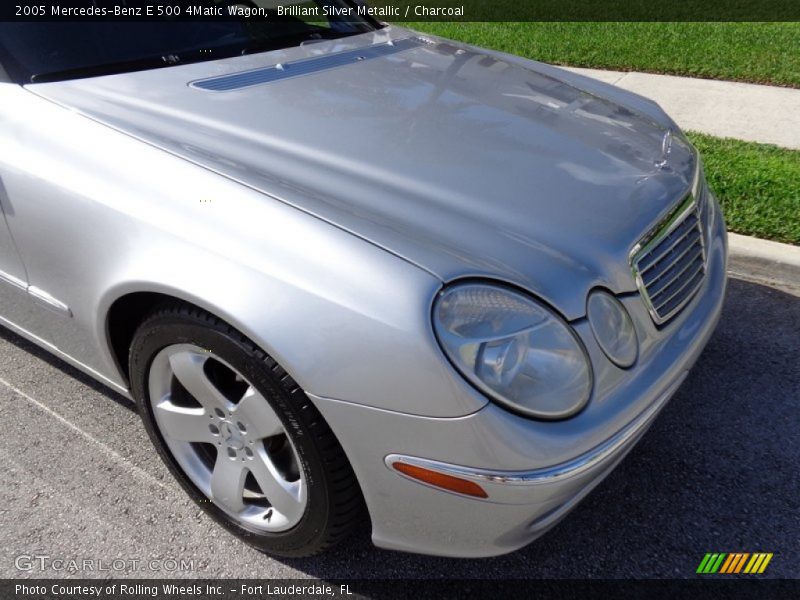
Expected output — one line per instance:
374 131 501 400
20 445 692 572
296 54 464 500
190 37 424 92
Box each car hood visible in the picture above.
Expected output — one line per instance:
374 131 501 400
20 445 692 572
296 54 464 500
29 26 696 319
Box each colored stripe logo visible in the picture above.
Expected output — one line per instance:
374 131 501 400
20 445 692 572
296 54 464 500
696 552 773 574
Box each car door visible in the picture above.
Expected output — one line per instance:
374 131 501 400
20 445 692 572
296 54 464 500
0 63 73 347
0 62 34 331
0 175 31 321
0 56 129 389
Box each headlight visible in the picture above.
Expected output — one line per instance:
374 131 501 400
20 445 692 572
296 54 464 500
586 290 638 368
433 283 592 419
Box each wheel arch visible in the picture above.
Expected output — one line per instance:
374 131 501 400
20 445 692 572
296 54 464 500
95 238 479 418
103 284 288 389
106 290 178 385
123 294 369 555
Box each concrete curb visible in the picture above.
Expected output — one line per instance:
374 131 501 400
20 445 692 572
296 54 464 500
727 233 800 294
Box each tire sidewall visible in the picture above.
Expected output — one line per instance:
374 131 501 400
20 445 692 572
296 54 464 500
130 315 333 556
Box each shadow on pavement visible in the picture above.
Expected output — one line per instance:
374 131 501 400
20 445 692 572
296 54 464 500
0 322 135 412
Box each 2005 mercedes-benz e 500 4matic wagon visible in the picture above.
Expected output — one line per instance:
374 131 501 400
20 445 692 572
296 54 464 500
0 5 726 558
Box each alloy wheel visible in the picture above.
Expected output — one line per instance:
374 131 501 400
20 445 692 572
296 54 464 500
148 344 307 532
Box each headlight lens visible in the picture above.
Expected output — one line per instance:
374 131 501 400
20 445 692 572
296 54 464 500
586 290 638 368
433 283 592 419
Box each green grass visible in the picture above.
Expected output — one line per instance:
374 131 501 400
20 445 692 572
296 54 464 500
408 23 800 88
686 133 800 244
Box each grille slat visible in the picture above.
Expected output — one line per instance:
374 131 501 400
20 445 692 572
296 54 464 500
642 226 701 286
652 259 704 310
639 213 698 274
631 195 707 325
654 268 705 316
647 248 704 298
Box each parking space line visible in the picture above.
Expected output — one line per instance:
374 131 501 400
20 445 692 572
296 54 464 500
0 376 168 490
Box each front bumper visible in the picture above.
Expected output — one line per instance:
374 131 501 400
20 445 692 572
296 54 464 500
311 195 728 558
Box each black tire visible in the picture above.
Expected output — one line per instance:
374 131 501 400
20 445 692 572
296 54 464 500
129 301 365 557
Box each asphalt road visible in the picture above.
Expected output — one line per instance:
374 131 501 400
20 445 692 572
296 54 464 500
1 276 797 580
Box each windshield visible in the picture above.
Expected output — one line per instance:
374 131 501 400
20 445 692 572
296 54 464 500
0 1 381 83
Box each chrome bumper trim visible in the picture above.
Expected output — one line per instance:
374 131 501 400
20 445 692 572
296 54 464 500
385 371 686 491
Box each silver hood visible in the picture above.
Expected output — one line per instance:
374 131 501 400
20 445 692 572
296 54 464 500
29 26 696 319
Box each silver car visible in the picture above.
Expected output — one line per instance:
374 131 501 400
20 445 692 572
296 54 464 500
0 7 726 558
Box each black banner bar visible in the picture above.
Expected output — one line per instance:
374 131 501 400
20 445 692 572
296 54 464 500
4 579 800 600
2 1 800 23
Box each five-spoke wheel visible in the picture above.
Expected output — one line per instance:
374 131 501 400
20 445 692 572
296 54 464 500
149 344 307 532
130 303 364 556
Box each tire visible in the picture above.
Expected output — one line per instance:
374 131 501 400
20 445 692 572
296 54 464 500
129 302 365 557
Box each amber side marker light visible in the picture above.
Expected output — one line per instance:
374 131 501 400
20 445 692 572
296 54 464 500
392 461 488 499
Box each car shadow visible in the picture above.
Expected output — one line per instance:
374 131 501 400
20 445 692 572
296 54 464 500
0 323 135 412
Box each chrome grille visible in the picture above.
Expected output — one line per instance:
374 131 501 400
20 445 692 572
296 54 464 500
631 194 706 325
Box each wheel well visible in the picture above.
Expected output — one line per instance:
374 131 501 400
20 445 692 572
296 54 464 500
106 291 181 383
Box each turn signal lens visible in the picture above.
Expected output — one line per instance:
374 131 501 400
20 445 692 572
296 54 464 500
392 461 488 499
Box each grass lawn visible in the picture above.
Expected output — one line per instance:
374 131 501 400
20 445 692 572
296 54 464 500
687 133 800 245
408 23 800 88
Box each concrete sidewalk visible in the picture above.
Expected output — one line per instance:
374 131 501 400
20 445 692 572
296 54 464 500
565 67 800 150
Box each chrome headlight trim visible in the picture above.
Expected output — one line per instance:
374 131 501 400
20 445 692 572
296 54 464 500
695 162 717 246
432 282 593 420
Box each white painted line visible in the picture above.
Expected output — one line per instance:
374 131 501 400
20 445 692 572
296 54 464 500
0 376 168 490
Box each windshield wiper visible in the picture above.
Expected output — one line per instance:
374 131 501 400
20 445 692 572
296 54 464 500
30 54 185 83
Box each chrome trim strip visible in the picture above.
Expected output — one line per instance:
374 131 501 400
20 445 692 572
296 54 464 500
27 286 72 317
190 37 424 92
0 268 27 292
0 270 72 317
384 372 686 495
